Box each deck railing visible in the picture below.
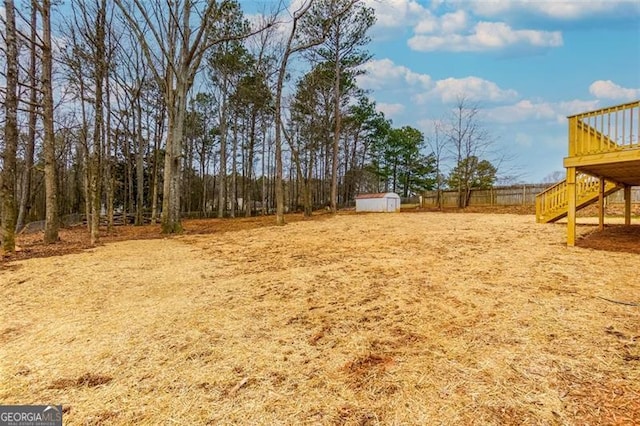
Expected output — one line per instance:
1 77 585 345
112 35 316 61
535 173 619 222
569 100 640 156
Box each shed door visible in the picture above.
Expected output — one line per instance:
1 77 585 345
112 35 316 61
387 199 394 212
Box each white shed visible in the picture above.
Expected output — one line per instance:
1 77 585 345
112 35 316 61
355 192 401 213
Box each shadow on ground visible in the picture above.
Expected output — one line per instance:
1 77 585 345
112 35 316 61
577 224 640 254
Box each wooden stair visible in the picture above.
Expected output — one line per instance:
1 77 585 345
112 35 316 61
535 173 621 223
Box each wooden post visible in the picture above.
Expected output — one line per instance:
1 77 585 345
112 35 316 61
567 167 577 246
598 177 605 231
624 185 632 226
568 117 577 156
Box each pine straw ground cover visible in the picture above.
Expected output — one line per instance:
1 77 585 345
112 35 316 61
1 213 639 425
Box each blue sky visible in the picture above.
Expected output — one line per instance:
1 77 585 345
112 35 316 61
350 0 640 183
5 1 636 183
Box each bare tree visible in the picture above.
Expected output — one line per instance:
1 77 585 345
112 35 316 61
16 1 39 233
61 0 115 243
272 0 357 224
207 13 251 218
273 1 319 225
114 0 258 233
242 20 276 217
446 96 493 208
426 120 448 209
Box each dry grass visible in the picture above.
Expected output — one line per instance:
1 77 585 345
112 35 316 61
1 212 639 425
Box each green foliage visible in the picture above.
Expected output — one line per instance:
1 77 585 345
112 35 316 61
231 72 272 115
369 124 437 196
302 0 376 67
206 0 249 44
208 42 252 87
206 1 252 87
346 96 387 148
447 156 497 190
291 63 335 120
404 152 437 195
289 63 335 151
299 0 376 113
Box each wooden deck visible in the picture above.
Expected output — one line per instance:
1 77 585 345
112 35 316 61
536 100 640 245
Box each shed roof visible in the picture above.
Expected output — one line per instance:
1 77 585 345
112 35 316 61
354 192 399 199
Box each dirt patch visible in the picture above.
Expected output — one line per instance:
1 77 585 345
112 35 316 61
577 224 640 254
50 373 113 390
1 212 638 424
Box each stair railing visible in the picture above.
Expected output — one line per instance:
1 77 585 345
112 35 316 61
535 174 618 222
536 179 566 222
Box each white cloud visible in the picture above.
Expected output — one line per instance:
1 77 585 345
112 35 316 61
377 102 405 118
374 0 637 56
357 58 432 90
408 21 562 52
589 80 640 101
359 61 519 111
440 10 468 33
461 0 640 20
417 76 518 104
484 100 557 123
362 0 572 54
483 99 600 124
364 0 430 28
415 10 467 34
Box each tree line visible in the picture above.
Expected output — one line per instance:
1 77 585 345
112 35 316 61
0 0 498 253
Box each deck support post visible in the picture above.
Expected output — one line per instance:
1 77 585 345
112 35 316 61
624 185 632 226
567 167 577 246
598 177 605 231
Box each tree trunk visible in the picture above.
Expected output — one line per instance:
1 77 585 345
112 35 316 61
392 162 397 193
261 127 267 216
78 78 90 233
1 0 19 252
184 126 193 214
288 133 305 216
274 58 288 226
230 115 239 218
200 137 207 214
125 131 134 217
16 2 38 233
161 81 187 234
42 0 59 244
135 95 144 225
104 62 114 232
244 114 256 217
150 105 164 224
330 35 341 213
217 97 228 218
304 150 315 217
88 0 106 244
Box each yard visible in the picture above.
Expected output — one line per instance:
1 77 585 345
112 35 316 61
1 212 639 425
